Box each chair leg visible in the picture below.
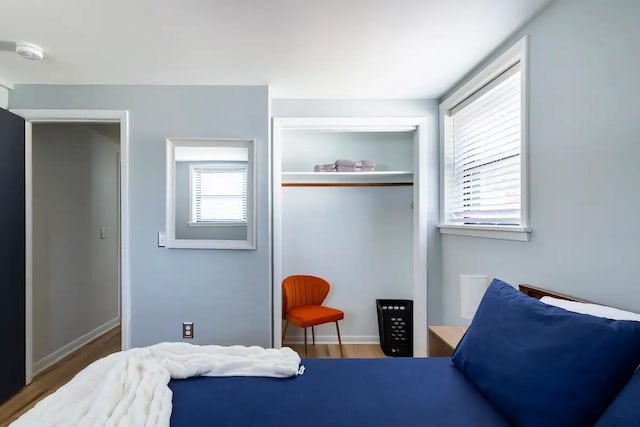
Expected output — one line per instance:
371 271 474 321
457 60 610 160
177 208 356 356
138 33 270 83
304 328 308 357
335 321 344 358
282 320 289 346
312 326 315 345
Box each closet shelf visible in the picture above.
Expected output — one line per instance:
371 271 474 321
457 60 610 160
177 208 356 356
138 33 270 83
282 171 414 187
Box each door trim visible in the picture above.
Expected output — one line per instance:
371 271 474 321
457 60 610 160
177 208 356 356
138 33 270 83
271 117 430 356
11 109 130 384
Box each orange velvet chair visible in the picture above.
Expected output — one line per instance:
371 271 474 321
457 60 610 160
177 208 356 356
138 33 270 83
282 275 344 357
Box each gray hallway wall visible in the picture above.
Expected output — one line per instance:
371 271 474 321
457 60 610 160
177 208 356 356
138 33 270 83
32 123 120 365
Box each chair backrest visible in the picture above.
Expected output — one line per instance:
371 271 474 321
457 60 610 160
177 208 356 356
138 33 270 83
282 275 331 316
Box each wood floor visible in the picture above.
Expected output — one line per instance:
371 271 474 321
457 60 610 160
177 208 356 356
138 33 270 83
288 343 385 358
0 326 121 427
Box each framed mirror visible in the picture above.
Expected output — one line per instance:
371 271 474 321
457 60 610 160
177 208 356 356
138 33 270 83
166 138 256 249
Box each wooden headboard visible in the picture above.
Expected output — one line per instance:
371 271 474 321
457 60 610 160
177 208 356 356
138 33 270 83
518 284 591 303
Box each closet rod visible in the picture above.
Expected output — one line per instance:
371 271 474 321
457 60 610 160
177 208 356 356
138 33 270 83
282 182 413 187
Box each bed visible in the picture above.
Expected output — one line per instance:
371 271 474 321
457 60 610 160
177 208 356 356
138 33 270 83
168 283 640 427
13 281 640 427
170 357 510 426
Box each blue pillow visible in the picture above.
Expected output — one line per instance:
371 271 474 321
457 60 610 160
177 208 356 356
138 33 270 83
452 279 640 427
596 368 640 426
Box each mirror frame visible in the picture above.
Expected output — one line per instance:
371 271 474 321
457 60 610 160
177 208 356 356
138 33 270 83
165 137 257 249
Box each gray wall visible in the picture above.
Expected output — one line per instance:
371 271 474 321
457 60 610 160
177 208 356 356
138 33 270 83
12 85 270 347
174 161 247 241
273 99 442 324
439 0 640 325
32 123 119 362
281 130 414 341
0 87 8 109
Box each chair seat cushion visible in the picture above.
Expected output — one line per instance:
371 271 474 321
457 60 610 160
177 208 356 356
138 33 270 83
287 305 344 328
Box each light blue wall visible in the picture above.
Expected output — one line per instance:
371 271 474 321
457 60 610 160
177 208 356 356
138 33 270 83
11 85 271 347
273 99 443 324
439 0 640 325
273 99 438 119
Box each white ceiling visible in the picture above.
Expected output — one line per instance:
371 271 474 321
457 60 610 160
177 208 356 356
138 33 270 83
0 0 552 98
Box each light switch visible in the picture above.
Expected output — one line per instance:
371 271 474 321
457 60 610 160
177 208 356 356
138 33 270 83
158 232 166 247
100 227 106 239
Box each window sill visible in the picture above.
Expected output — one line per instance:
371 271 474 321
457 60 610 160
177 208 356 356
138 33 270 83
188 222 247 227
438 225 531 242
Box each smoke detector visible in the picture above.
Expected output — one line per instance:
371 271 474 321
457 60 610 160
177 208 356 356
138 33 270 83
15 42 44 60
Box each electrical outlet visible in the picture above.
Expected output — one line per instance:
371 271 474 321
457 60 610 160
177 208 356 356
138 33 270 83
182 322 194 339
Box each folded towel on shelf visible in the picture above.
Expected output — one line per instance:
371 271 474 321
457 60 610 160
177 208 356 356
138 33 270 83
335 159 375 171
335 159 357 167
314 164 337 172
336 166 376 172
316 160 375 172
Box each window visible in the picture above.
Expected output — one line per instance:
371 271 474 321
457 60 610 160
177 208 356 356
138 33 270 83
440 37 530 241
167 138 256 249
190 163 248 224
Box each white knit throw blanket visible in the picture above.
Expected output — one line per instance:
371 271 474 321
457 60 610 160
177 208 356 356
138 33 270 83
12 343 301 427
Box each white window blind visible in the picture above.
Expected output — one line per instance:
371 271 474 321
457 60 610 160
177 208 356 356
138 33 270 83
191 164 248 224
444 63 523 226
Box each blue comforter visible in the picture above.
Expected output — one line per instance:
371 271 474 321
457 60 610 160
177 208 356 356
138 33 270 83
169 357 510 426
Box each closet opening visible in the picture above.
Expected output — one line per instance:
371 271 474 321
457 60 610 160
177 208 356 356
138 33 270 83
273 118 429 357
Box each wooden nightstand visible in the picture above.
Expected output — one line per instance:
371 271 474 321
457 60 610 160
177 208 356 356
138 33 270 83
428 326 467 357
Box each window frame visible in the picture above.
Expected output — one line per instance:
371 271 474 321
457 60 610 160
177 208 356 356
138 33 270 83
439 36 531 242
188 162 249 227
165 137 256 250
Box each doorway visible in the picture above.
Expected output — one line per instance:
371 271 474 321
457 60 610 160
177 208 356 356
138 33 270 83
272 118 430 357
12 109 130 384
30 122 121 375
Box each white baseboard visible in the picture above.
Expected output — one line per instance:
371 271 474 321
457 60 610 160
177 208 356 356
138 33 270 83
284 334 379 345
34 317 120 375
